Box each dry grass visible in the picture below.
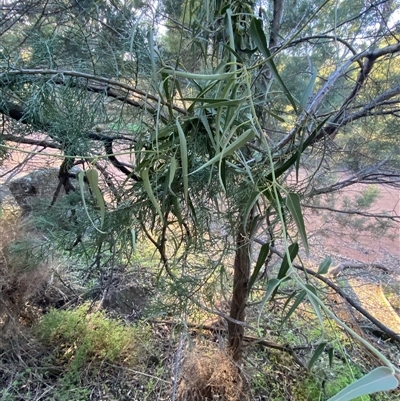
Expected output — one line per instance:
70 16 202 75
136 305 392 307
177 345 250 401
0 210 54 339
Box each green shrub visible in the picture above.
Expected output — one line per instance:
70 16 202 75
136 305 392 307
35 303 151 371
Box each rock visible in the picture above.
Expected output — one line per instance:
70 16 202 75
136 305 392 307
2 168 81 213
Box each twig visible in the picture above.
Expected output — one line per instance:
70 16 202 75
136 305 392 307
105 363 172 384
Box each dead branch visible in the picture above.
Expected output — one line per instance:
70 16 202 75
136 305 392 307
330 262 390 277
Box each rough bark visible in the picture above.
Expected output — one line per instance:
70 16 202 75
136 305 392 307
228 222 252 361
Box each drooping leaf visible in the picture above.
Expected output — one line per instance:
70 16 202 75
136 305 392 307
172 195 184 227
220 157 227 192
300 66 317 109
264 116 331 184
249 17 298 113
85 168 105 229
168 156 177 195
271 243 298 300
305 284 324 328
318 256 332 274
243 190 260 230
308 342 327 370
77 171 105 234
191 128 255 174
248 243 270 291
176 119 188 203
147 30 156 76
131 229 136 252
257 278 282 327
140 168 163 221
286 193 309 255
281 289 306 326
182 97 245 106
295 127 306 181
277 242 299 280
327 367 398 401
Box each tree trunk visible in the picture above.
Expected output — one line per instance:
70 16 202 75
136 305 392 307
228 221 252 361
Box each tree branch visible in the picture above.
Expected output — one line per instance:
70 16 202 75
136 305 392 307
2 134 62 149
0 68 187 115
275 42 400 150
301 204 400 222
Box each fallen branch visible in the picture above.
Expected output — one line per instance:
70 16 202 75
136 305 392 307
330 262 390 277
150 319 307 368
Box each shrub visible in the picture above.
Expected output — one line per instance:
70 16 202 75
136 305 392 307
35 303 151 372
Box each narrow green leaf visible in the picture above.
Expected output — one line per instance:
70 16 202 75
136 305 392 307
77 171 105 234
182 97 240 104
199 113 217 150
318 256 332 274
176 119 188 203
300 66 317 109
264 108 286 122
147 30 156 76
168 156 177 195
264 116 331 185
295 127 306 181
257 278 282 328
140 168 163 221
161 68 237 81
219 157 227 192
243 191 260 230
327 367 398 401
85 168 105 229
278 242 299 280
172 195 184 227
249 17 298 113
281 290 306 326
191 128 255 174
308 342 327 370
286 193 309 255
305 284 324 328
281 288 300 313
248 243 270 291
271 243 298 301
196 98 247 108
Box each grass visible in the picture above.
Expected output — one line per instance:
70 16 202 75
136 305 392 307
34 303 152 369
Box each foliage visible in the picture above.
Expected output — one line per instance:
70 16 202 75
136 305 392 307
0 0 400 399
35 303 151 372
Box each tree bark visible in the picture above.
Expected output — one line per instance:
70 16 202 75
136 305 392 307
228 220 252 361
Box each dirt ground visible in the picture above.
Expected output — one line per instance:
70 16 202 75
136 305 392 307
304 184 399 263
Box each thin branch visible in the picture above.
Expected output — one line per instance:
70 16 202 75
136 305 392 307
330 263 390 277
308 165 400 196
302 204 400 222
1 68 187 115
281 35 360 58
275 41 400 150
2 134 62 149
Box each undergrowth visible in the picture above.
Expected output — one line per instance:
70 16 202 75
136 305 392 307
35 303 151 369
0 209 399 400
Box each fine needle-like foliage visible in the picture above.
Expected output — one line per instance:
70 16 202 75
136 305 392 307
0 0 399 399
